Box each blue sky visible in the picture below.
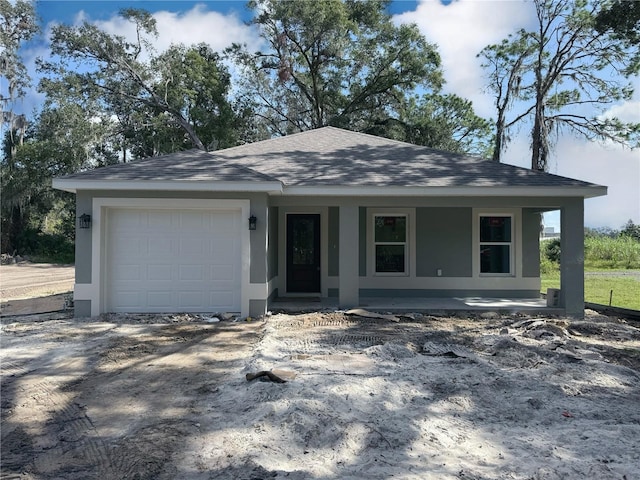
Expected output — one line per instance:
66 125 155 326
19 1 640 229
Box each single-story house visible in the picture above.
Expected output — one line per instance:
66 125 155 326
53 127 607 318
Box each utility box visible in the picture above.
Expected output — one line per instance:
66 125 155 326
546 288 560 307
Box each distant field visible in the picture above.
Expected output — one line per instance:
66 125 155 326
541 270 640 310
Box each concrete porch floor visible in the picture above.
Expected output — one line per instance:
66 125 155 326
270 296 564 316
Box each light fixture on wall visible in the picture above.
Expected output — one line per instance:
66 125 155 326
248 215 257 231
78 214 91 229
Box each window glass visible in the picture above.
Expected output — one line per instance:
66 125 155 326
374 215 407 274
479 215 512 274
292 218 315 265
480 216 511 242
480 245 511 274
375 216 406 242
376 245 405 273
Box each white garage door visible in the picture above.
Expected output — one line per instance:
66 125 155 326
106 208 241 313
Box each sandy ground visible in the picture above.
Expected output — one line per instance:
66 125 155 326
1 308 639 480
0 263 75 315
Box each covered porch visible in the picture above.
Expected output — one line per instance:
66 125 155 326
270 295 563 316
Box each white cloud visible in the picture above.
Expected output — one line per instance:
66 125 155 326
92 4 262 56
602 100 640 123
395 0 534 118
554 139 640 228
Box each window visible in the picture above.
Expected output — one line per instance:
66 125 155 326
374 215 407 274
479 215 512 275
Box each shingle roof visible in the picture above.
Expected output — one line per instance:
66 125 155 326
56 126 605 192
60 149 275 183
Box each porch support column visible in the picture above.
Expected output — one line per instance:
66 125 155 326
339 205 359 308
560 198 584 318
248 194 269 318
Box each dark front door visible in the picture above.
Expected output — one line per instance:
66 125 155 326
286 214 320 293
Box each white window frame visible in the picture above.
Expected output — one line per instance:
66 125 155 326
370 211 410 277
476 212 515 277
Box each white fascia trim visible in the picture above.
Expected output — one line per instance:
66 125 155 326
52 178 283 194
88 197 252 317
281 185 607 198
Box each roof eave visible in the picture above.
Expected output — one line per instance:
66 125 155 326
51 178 284 194
281 185 608 198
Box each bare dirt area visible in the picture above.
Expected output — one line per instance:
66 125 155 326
1 309 639 479
0 263 75 316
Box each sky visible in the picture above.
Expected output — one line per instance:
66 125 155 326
17 0 640 229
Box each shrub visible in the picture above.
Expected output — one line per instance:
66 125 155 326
584 235 640 269
542 238 561 263
14 228 74 264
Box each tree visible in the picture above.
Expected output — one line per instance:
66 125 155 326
620 219 640 241
0 104 111 252
479 0 640 170
595 0 640 47
365 93 493 157
39 9 238 154
0 0 39 153
231 0 443 136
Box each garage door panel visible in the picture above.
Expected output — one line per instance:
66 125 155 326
113 264 142 281
180 211 207 230
179 291 204 308
147 291 175 308
179 265 204 281
180 237 205 256
107 208 242 313
210 291 237 308
209 211 237 229
111 291 142 309
147 264 172 281
147 211 174 228
211 264 234 281
112 235 145 257
149 237 174 256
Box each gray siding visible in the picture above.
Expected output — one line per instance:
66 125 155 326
75 191 93 284
359 207 367 277
328 207 339 276
268 206 278 281
522 209 541 278
416 207 472 277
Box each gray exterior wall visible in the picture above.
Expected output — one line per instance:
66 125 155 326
359 207 367 276
268 206 279 281
522 209 541 278
70 190 584 317
328 207 339 276
416 207 472 277
75 191 93 284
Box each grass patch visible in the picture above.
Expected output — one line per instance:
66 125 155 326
541 270 640 310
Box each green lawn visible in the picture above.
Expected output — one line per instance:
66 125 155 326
541 270 640 310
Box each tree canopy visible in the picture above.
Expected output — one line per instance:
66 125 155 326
38 9 239 155
231 0 443 135
479 0 640 170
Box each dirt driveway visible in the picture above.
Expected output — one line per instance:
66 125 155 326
0 263 75 316
2 309 639 479
1 313 263 479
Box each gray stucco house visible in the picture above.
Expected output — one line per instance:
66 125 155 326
53 127 606 318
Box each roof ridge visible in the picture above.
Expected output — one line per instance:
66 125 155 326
209 128 323 155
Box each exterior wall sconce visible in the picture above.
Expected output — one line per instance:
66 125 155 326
248 215 257 231
79 214 92 229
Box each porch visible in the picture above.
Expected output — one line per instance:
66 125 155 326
271 295 565 316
